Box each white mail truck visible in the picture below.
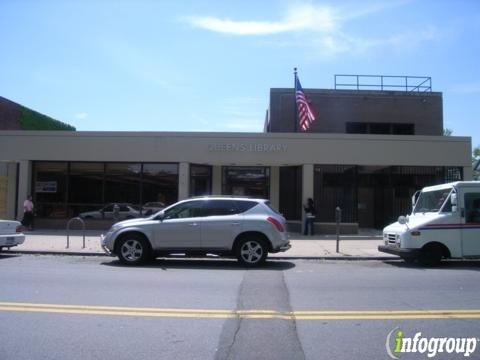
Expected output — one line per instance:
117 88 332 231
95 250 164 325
378 181 480 265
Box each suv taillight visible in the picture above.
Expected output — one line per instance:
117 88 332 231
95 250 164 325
267 217 284 233
16 225 24 233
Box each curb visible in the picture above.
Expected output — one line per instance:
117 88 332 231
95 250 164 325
4 250 108 257
4 249 398 261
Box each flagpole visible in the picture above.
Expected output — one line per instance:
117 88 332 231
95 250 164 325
294 67 298 132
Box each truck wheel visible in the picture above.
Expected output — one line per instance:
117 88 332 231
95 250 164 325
236 237 267 267
419 246 442 267
117 234 151 265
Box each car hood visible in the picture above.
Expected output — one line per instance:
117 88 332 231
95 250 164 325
114 218 150 227
383 212 448 233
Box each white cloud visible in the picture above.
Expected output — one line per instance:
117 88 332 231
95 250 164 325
74 112 88 120
187 4 337 35
185 1 441 57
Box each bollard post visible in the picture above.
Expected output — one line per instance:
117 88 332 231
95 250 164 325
335 207 341 253
66 217 86 249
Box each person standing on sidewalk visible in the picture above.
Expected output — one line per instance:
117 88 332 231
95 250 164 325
22 195 34 231
303 198 316 236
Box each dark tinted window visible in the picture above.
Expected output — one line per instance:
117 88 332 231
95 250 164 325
370 123 390 134
346 122 367 134
234 200 258 213
164 200 204 219
392 123 414 135
203 200 238 216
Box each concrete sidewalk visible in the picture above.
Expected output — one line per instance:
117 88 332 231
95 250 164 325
4 230 396 260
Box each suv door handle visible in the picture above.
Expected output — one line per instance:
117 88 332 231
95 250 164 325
231 222 240 226
188 223 199 226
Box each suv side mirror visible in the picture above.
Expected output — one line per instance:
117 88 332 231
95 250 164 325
156 212 165 221
398 216 408 225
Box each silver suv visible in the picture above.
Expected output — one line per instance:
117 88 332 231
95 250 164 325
101 197 291 266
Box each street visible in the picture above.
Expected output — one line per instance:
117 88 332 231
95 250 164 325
1 254 479 360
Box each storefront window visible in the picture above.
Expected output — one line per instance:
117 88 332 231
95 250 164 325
142 163 178 207
279 166 302 220
314 165 455 228
104 163 141 205
32 161 179 220
68 162 104 217
222 166 270 198
33 162 67 218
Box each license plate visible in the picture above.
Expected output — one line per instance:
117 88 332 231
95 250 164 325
6 237 15 245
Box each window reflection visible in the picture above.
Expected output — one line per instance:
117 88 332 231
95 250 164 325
32 161 179 220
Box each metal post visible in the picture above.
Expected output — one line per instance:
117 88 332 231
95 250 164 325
335 207 341 253
66 217 86 249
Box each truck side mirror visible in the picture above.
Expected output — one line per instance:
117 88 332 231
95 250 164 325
451 193 457 206
451 193 457 212
398 216 407 225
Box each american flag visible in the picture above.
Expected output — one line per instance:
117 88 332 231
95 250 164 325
295 75 316 131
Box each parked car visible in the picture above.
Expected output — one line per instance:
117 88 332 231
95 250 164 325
0 220 25 251
101 197 291 266
79 204 140 220
142 202 165 216
379 181 480 266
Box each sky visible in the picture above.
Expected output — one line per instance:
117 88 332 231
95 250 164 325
1 0 479 149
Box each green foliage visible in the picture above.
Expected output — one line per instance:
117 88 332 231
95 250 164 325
443 128 453 136
473 146 480 181
474 146 480 159
19 107 75 131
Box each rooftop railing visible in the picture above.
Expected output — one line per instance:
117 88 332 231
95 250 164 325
334 75 432 92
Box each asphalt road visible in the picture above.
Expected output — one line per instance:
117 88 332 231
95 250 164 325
0 254 479 360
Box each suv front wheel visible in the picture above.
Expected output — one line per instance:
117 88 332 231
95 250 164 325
117 234 151 265
236 237 268 267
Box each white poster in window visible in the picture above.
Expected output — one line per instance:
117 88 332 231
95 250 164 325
35 181 57 193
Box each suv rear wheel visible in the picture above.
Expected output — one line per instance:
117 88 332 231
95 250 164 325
236 237 267 267
117 234 151 265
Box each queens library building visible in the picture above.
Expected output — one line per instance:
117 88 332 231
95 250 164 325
0 75 473 232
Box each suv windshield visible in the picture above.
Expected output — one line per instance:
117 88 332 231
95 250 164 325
413 188 452 214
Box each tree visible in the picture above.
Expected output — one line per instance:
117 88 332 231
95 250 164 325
443 128 453 136
473 146 480 180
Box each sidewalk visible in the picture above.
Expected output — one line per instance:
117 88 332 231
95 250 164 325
3 229 396 260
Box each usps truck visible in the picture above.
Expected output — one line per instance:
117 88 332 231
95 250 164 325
378 181 480 265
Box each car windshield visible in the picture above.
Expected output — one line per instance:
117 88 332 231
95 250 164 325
413 188 452 214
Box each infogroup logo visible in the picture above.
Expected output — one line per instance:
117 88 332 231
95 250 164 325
385 327 478 358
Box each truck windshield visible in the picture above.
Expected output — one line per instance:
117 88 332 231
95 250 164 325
413 188 452 214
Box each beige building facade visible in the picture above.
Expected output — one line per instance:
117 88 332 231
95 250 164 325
0 130 472 232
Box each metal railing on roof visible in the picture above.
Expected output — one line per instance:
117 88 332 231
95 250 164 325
334 75 432 92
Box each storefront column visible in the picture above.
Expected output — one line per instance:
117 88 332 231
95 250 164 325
178 162 190 200
17 160 31 220
212 166 222 195
7 163 18 220
463 166 473 181
270 166 280 210
302 164 314 232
